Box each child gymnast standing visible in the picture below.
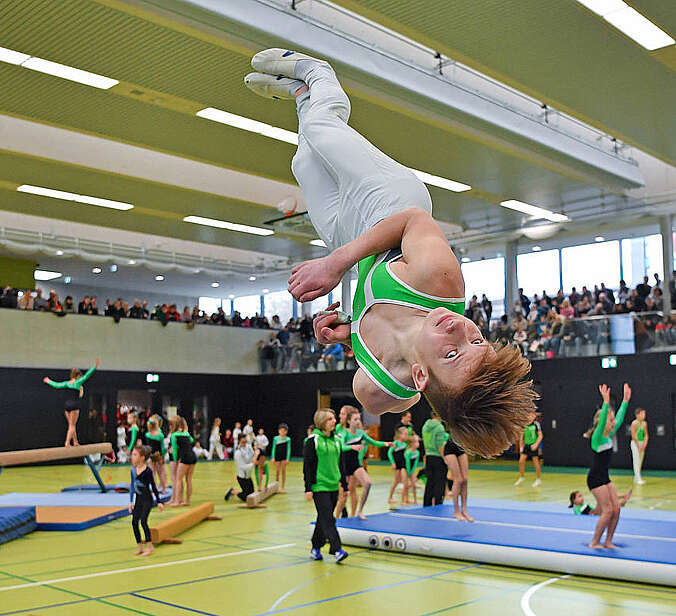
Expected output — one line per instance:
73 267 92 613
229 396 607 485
129 444 163 556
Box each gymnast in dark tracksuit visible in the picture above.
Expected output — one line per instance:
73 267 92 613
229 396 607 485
303 409 349 564
129 445 163 556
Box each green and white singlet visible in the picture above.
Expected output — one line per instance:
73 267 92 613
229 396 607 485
351 248 465 400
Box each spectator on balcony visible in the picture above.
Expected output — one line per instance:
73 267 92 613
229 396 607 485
617 280 630 304
655 317 674 346
481 294 492 322
121 301 129 317
17 289 34 310
559 298 575 319
129 300 145 319
0 286 18 309
636 275 651 300
277 325 291 371
211 307 226 325
518 288 530 315
511 300 524 320
78 296 91 314
600 282 615 304
108 299 126 322
180 306 192 323
513 326 528 356
652 272 661 290
581 286 593 302
577 296 592 316
320 342 344 371
231 310 243 327
649 288 663 312
527 304 539 322
63 296 75 313
270 315 283 330
629 289 646 312
47 290 60 312
546 313 564 356
299 313 314 351
89 296 99 315
168 304 180 322
512 311 527 332
552 290 565 310
491 314 511 345
670 270 676 309
598 293 613 314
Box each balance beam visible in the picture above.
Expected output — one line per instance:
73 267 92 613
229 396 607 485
150 502 220 544
240 481 279 509
0 443 112 467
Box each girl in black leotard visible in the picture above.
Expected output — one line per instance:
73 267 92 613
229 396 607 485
129 444 163 556
171 416 196 507
43 358 99 446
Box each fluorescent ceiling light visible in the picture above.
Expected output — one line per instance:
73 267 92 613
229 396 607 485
595 236 605 242
211 282 220 288
55 250 64 256
228 294 235 299
17 184 133 210
155 275 164 281
461 257 471 263
576 1 674 50
0 46 118 88
183 215 274 236
411 169 471 192
91 267 102 274
249 276 257 281
0 46 30 65
500 199 569 222
532 246 542 252
310 239 327 248
262 288 270 293
196 107 299 145
34 269 61 281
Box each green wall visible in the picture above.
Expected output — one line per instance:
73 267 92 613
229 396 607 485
0 257 36 289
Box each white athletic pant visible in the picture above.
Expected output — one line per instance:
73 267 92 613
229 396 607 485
291 63 432 252
630 440 644 481
209 437 225 460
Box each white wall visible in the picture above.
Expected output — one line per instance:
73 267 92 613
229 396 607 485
0 310 270 374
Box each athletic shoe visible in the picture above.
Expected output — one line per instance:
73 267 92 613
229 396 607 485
224 488 233 501
251 48 328 79
334 549 349 564
514 477 524 486
244 72 306 100
532 479 542 487
636 479 646 485
310 548 323 561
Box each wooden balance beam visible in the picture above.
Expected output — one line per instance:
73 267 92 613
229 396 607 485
150 502 221 544
239 481 279 509
0 443 112 467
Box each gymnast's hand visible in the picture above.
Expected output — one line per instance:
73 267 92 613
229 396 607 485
157 502 164 511
305 491 313 501
598 384 611 404
288 255 346 302
42 377 50 384
314 303 351 346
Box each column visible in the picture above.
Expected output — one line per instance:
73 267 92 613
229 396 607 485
660 214 674 314
504 240 518 317
341 273 352 315
301 300 312 316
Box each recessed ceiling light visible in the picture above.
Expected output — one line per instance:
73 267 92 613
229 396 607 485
55 250 64 256
411 169 471 193
0 46 119 88
249 276 257 281
183 215 274 236
500 200 569 223
155 275 164 281
532 246 542 252
595 236 605 242
34 269 61 281
262 288 270 293
310 239 327 248
576 1 674 50
211 282 220 288
110 264 118 272
17 184 133 210
92 267 102 274
461 257 471 263
196 107 299 145
228 294 235 299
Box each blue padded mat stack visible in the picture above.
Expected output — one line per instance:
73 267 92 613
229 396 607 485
0 507 36 545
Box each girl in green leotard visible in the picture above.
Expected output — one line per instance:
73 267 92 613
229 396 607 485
43 358 99 447
630 407 648 484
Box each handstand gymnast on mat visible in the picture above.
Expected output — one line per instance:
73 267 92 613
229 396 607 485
245 50 537 456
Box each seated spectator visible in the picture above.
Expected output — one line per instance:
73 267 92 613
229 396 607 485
193 440 209 460
320 342 344 370
650 288 663 311
576 296 591 316
511 311 527 331
78 295 91 314
31 287 47 310
128 300 144 319
63 295 75 313
559 298 575 318
629 289 646 312
108 299 126 322
17 289 34 310
270 315 283 330
512 327 528 356
89 296 99 315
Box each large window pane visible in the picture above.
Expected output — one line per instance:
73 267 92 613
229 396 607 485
561 241 620 292
461 258 505 306
517 250 560 298
198 296 222 315
645 234 664 283
264 290 293 324
233 294 261 319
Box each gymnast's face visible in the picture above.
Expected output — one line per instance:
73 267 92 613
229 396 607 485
412 308 494 394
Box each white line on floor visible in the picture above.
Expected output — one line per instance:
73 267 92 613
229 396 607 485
268 571 331 612
0 543 296 593
391 513 676 543
520 574 570 616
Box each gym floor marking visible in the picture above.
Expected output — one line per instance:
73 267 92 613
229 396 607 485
520 575 571 616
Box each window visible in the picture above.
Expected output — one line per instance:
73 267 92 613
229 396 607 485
561 241 620 292
198 296 222 315
233 294 261 319
461 258 505 307
264 290 293 324
517 250 560 298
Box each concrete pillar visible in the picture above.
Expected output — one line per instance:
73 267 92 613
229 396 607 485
341 273 352 315
504 240 518 317
301 300 312 316
660 214 674 314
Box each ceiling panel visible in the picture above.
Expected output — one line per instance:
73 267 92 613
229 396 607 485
333 0 676 165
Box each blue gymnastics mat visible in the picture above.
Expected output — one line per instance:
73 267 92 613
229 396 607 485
336 504 676 586
0 488 172 508
0 507 36 545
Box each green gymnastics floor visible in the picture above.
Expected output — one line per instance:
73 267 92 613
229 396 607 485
0 460 674 615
